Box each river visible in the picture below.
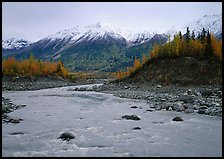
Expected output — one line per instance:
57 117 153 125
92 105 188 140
2 85 222 157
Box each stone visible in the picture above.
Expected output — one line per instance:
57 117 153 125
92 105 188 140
200 89 213 97
161 98 166 102
153 121 165 124
185 104 194 110
58 132 75 141
172 116 183 121
176 95 194 103
184 109 194 113
124 86 129 89
155 106 162 110
9 117 23 123
10 132 26 135
205 109 212 115
186 89 193 95
199 106 208 110
146 109 154 112
172 103 185 112
198 109 205 114
121 115 140 121
195 92 202 98
133 127 141 130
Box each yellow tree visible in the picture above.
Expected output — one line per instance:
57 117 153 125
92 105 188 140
150 44 159 59
116 70 123 80
211 34 222 61
133 56 141 70
142 54 147 64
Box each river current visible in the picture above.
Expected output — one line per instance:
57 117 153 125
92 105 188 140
2 85 222 157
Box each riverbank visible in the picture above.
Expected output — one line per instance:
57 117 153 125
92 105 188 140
2 75 109 91
90 81 222 117
2 75 76 91
2 75 222 118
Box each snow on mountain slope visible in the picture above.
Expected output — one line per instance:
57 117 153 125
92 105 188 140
185 14 222 36
42 13 222 48
166 14 222 38
2 38 31 50
3 14 221 56
40 22 153 46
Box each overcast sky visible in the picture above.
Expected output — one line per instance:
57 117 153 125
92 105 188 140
2 2 222 42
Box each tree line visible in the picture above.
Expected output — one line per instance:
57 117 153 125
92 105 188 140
2 54 69 78
116 27 222 80
150 27 222 61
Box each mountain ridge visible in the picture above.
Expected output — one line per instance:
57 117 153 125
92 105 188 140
2 14 222 72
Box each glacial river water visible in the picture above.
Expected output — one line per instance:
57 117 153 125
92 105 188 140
2 85 222 157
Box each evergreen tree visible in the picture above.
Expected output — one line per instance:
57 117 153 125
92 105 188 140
201 28 206 41
197 33 201 40
179 31 182 40
186 27 190 41
191 31 195 40
204 30 214 58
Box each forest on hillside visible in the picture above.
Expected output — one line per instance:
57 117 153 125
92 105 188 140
116 27 222 80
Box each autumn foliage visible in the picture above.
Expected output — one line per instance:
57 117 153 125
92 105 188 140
116 27 222 80
2 54 69 78
116 55 148 80
149 28 222 61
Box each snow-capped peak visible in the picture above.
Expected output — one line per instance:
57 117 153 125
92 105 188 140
80 21 124 41
185 14 222 36
45 26 80 42
166 14 222 38
2 38 31 50
41 21 154 45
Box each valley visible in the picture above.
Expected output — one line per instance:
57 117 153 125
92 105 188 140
2 2 222 157
2 14 221 72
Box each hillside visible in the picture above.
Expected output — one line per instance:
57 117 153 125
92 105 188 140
124 57 222 86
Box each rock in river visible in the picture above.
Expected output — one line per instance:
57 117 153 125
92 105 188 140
131 106 138 109
172 116 183 122
121 115 141 121
9 117 23 123
58 132 75 141
133 127 141 130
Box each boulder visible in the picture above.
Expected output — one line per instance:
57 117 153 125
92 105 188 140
58 132 75 141
172 103 185 112
200 89 213 97
198 109 205 114
146 109 154 112
121 115 140 121
176 95 194 103
172 116 183 121
133 127 141 130
9 117 23 123
131 106 138 109
184 109 194 113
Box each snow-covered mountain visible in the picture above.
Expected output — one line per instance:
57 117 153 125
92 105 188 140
2 14 221 71
186 14 222 36
166 14 222 39
41 21 154 47
3 13 221 51
2 38 31 50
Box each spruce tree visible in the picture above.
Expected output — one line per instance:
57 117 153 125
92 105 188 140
179 31 182 40
191 31 195 40
201 28 206 41
204 30 214 58
186 27 190 41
